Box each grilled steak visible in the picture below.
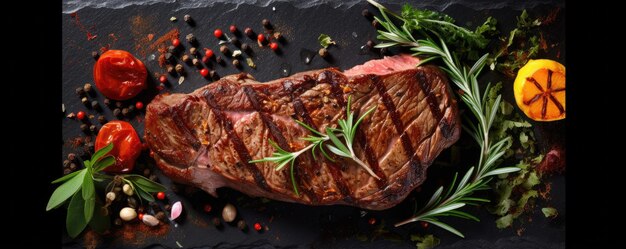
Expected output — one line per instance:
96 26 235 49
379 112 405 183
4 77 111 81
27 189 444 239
145 55 460 210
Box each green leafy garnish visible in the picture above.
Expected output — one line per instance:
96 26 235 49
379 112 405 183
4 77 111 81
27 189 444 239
251 96 377 195
410 234 440 249
368 0 496 61
318 34 336 48
541 207 558 218
47 143 166 238
368 0 521 238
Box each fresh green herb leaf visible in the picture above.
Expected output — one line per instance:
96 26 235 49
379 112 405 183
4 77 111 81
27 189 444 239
541 207 558 218
410 234 440 249
124 174 167 193
46 169 86 211
88 198 110 234
66 191 88 238
369 0 521 237
318 34 336 48
51 170 81 184
91 142 114 164
93 155 115 172
495 213 514 228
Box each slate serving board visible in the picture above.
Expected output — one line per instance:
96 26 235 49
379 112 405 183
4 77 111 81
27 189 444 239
61 1 565 248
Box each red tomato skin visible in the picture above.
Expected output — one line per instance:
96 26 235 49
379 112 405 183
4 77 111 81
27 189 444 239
93 50 147 100
95 120 142 173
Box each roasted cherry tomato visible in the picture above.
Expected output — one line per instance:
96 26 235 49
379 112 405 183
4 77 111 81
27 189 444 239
93 50 147 100
95 120 142 173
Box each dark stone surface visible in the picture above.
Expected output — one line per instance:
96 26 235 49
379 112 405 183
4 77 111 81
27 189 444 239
61 1 565 248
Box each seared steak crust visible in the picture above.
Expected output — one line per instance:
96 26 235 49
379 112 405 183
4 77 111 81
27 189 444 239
145 57 459 210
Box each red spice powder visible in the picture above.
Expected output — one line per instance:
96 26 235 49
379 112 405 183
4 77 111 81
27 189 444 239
70 12 98 41
112 222 171 246
537 147 565 176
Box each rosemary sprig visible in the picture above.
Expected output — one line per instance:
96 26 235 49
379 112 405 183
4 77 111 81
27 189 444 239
368 0 520 238
251 96 377 196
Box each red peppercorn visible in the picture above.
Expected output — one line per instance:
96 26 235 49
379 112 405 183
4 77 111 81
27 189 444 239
368 217 376 225
269 42 278 51
138 213 144 220
253 222 262 231
257 34 265 43
135 101 144 110
202 56 209 63
229 25 237 33
205 49 214 58
214 29 223 38
159 75 167 83
203 204 212 213
156 192 166 200
77 111 86 120
421 221 429 229
172 38 180 47
200 68 209 77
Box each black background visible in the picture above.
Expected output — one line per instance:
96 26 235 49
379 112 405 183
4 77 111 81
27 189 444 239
5 0 621 248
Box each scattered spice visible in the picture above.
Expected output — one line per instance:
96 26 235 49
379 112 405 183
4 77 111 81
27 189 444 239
91 51 100 60
81 97 89 106
183 14 193 24
175 64 184 74
214 29 223 39
262 19 272 29
232 59 241 68
238 220 248 231
91 101 100 111
253 222 262 231
318 48 328 57
77 111 86 120
362 9 373 19
244 27 254 37
229 25 238 33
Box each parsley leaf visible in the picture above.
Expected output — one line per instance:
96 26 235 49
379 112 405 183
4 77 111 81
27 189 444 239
318 34 336 48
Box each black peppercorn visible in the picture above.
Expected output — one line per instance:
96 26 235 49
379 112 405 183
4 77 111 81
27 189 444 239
91 51 99 60
372 19 380 28
89 125 97 133
242 43 251 52
167 65 175 74
83 83 93 93
164 204 171 211
192 58 200 67
231 37 240 47
209 70 217 79
155 211 166 221
91 100 100 111
175 64 184 74
63 159 71 168
237 220 248 231
216 56 224 64
244 27 254 37
113 108 122 118
63 168 72 175
97 115 106 124
212 217 222 227
366 40 375 48
128 105 135 113
115 101 123 108
122 108 130 117
168 45 176 53
185 33 196 44
103 98 111 106
80 123 89 132
86 142 95 152
182 54 190 62
184 14 192 22
261 19 271 29
318 48 328 57
69 163 78 171
81 97 89 106
189 47 197 55
127 197 138 208
362 9 373 19
232 59 241 68
220 45 230 55
76 87 86 97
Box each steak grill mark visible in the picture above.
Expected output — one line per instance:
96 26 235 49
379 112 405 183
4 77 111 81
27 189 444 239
371 76 422 177
203 90 271 191
415 70 454 138
321 71 387 185
282 78 352 202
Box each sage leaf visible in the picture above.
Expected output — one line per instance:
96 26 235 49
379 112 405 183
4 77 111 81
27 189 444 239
67 191 88 238
46 169 86 211
51 170 81 184
91 142 113 163
93 155 115 172
88 198 110 234
125 175 166 193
